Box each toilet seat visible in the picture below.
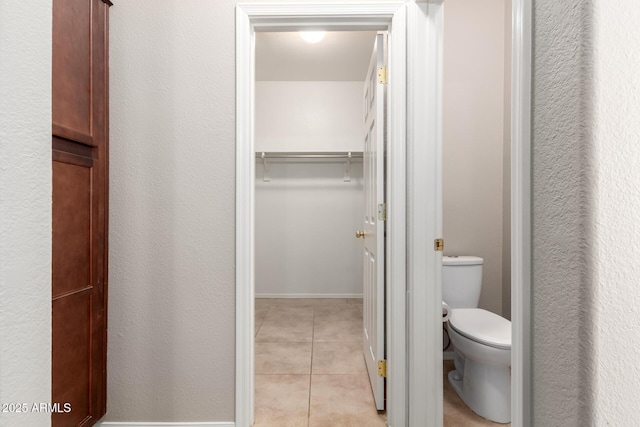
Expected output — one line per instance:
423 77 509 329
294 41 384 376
449 308 511 350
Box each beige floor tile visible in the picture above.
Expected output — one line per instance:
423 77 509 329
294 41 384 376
265 306 314 324
314 316 362 342
443 360 509 426
256 319 314 343
314 304 362 321
254 423 306 427
309 298 350 306
256 298 275 310
256 342 312 374
268 298 319 308
256 304 271 319
255 318 265 337
255 305 271 336
309 374 386 427
268 298 350 307
346 298 364 305
312 342 367 375
255 374 310 427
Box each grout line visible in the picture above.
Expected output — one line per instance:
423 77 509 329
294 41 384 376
254 305 270 338
307 304 315 426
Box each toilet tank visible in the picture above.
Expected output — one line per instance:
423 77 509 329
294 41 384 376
442 256 483 309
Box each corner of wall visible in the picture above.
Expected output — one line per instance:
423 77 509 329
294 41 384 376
532 0 596 423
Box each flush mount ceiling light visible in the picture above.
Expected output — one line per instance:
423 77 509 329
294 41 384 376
299 31 326 43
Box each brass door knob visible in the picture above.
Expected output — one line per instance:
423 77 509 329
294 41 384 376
356 230 365 238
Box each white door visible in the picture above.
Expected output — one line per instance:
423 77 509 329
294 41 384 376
360 33 386 411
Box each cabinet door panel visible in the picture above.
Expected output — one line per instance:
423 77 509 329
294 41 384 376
52 160 93 298
52 291 93 426
52 146 104 427
52 0 93 143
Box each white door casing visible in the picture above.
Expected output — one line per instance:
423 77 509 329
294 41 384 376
362 33 386 411
235 4 409 427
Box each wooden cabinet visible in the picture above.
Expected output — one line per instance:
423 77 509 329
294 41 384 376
52 1 111 425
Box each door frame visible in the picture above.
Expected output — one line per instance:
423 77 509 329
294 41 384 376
510 0 532 425
236 3 410 427
406 2 444 425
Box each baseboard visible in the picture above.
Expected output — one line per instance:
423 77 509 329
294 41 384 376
97 422 234 427
256 293 362 299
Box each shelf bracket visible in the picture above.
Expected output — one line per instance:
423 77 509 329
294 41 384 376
344 151 352 182
261 152 270 182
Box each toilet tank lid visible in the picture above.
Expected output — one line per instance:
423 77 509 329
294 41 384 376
443 256 483 266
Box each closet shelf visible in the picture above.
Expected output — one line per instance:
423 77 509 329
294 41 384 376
255 151 363 182
255 151 363 160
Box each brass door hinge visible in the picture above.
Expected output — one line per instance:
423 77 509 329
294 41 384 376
378 66 388 84
378 360 387 378
377 203 387 221
434 238 444 252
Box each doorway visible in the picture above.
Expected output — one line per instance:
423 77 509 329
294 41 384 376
236 4 412 427
252 29 387 426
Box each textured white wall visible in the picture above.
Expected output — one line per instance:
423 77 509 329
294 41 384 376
590 0 640 424
443 0 506 316
530 0 640 424
255 81 364 152
532 1 591 424
107 0 236 422
0 1 52 426
255 81 364 297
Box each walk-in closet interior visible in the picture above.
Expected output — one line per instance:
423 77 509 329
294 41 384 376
253 31 386 427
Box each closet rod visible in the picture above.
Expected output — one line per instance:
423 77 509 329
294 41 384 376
255 151 363 159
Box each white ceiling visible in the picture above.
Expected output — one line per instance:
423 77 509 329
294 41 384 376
256 31 377 82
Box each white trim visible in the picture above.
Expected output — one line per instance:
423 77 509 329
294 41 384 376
511 0 532 426
239 3 402 17
406 2 444 426
235 6 255 427
236 3 407 427
97 423 234 427
385 5 408 427
255 293 362 299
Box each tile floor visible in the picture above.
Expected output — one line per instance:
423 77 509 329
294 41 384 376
254 298 386 427
254 298 508 427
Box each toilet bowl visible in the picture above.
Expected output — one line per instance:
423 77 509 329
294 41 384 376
447 308 511 424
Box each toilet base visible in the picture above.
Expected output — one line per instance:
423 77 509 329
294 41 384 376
448 361 510 424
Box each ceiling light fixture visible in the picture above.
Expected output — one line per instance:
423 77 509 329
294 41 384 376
299 31 326 43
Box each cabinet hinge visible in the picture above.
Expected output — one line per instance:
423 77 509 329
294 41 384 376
378 360 387 378
434 238 444 252
377 66 388 84
377 203 387 221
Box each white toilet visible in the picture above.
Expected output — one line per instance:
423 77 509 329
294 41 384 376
443 256 511 424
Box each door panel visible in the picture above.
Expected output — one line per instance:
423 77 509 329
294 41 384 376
52 291 93 426
52 0 93 141
52 161 92 297
52 147 103 427
362 33 386 411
